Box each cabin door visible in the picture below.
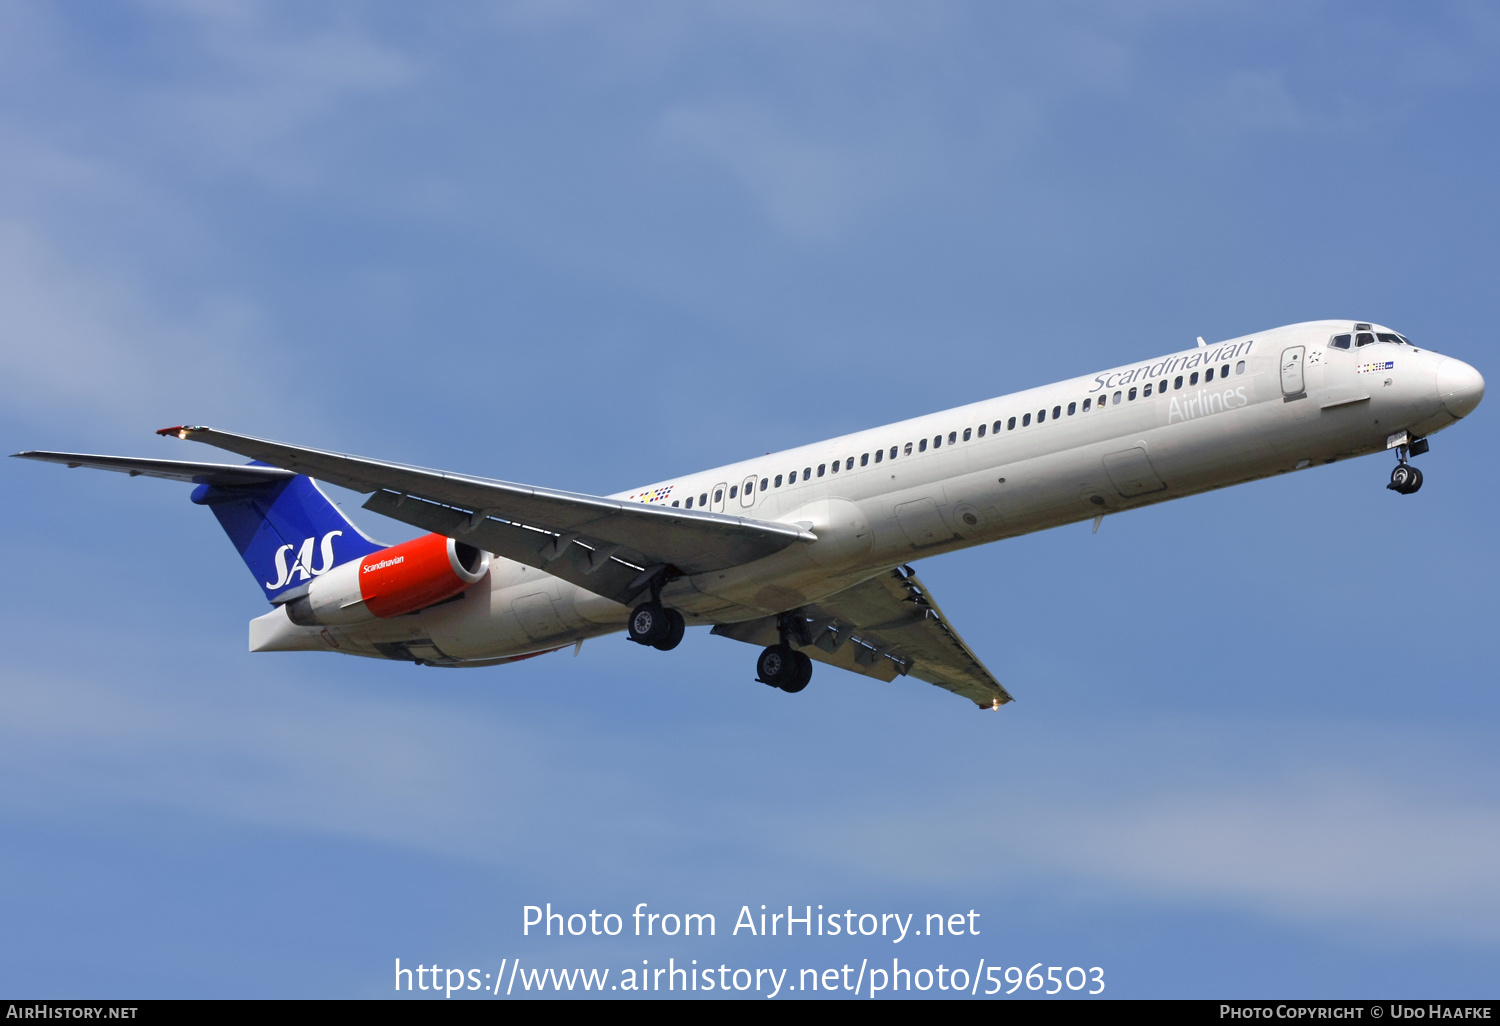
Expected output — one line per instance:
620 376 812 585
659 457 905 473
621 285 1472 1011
1280 345 1306 396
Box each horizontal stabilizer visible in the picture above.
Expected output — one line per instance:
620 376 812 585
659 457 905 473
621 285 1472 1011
13 451 295 486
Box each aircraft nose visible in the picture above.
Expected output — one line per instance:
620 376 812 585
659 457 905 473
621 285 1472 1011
1437 358 1485 419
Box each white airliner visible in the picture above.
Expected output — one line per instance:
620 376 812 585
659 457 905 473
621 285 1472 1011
16 320 1484 709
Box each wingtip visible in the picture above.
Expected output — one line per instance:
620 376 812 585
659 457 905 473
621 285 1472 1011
156 425 206 440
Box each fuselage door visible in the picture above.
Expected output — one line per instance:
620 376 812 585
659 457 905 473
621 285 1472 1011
712 482 728 513
1280 345 1306 396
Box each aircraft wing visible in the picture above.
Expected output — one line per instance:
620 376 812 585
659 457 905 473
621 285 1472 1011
156 425 814 606
711 566 1012 710
12 451 295 486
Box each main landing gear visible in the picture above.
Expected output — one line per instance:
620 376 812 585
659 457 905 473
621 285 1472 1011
756 644 812 693
627 600 685 651
1387 436 1429 495
754 612 813 694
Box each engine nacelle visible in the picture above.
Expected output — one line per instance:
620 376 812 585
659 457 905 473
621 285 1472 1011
285 534 489 626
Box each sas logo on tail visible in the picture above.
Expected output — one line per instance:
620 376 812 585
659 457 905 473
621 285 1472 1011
266 531 342 590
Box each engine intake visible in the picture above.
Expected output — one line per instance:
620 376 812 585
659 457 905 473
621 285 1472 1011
285 534 489 626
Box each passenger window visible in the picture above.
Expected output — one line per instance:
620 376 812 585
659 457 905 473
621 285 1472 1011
962 428 972 441
1097 394 1106 407
1038 409 1047 422
817 465 825 477
1356 332 1375 347
1068 401 1076 415
830 462 838 474
672 500 680 507
788 470 797 483
1189 372 1198 385
919 438 927 452
1083 398 1091 411
994 420 1004 433
1235 361 1245 374
729 485 738 498
978 424 986 437
1022 413 1031 426
1331 334 1351 350
889 447 897 459
1222 365 1230 377
714 489 722 502
1205 368 1214 382
948 431 957 444
860 454 869 466
1052 406 1061 419
1113 391 1122 403
875 450 883 463
904 442 913 455
846 457 854 470
804 466 812 478
685 497 693 509
774 475 783 487
1129 387 1138 400
934 436 942 448
760 478 768 491
1008 417 1017 429
1144 383 1153 397
1174 375 1183 389
700 493 708 506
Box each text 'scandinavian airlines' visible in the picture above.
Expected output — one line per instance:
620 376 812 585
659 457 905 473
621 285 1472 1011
16 321 1484 709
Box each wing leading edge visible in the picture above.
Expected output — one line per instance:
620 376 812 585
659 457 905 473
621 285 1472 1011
712 566 1012 709
156 425 815 607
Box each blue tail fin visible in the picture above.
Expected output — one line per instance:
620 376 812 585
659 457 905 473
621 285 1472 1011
190 472 385 603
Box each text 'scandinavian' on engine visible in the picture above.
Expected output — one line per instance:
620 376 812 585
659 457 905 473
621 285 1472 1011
16 321 1482 709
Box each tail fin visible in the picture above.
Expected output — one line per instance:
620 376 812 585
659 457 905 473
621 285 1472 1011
191 472 385 603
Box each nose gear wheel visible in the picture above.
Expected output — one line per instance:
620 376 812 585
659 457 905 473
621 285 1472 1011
1388 463 1423 495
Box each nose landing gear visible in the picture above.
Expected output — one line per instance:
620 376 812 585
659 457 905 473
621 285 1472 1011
1388 463 1423 494
1387 437 1426 495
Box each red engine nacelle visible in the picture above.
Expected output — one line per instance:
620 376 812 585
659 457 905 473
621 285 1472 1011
285 534 489 626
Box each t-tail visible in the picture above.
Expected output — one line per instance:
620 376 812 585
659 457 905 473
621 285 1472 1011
10 447 383 603
13 446 492 627
190 471 386 603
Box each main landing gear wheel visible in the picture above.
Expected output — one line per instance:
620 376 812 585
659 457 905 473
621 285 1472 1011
1388 463 1423 495
628 602 674 647
756 645 812 693
783 651 812 693
652 608 685 651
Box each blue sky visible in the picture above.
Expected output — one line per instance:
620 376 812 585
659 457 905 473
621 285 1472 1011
2 1 1497 999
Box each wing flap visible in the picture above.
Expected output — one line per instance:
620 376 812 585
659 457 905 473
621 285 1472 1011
713 566 1012 709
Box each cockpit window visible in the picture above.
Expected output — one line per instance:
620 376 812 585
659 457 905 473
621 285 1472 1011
1356 332 1375 347
1376 333 1404 345
1330 334 1351 350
